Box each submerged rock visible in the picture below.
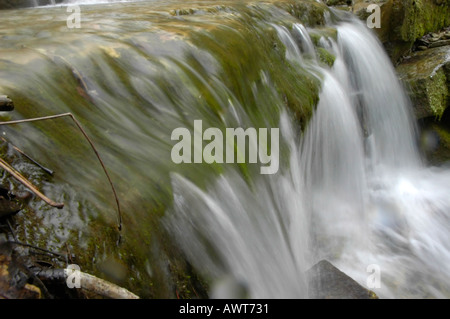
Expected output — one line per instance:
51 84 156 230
396 45 450 120
419 119 450 164
307 260 378 299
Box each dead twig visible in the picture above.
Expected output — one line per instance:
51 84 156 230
1 137 54 176
0 113 122 231
0 157 64 209
9 241 67 260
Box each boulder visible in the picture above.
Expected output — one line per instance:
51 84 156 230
396 45 450 120
307 260 378 299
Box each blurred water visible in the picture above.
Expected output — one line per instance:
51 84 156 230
168 19 450 299
0 1 449 299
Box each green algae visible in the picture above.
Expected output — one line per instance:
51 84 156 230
317 47 336 67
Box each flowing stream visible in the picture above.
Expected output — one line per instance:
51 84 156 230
0 0 450 298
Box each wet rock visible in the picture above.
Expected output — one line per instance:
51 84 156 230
412 28 450 51
0 186 23 219
0 245 41 299
307 260 378 299
0 198 22 219
0 95 14 112
419 119 450 164
429 39 450 49
396 45 450 120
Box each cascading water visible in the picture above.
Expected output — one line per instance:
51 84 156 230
168 17 450 298
319 20 450 299
0 1 449 299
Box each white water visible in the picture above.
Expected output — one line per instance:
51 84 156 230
167 18 450 299
61 0 142 3
35 0 146 6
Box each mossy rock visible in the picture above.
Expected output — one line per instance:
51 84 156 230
308 27 338 46
397 0 450 43
316 47 336 67
353 0 450 62
354 0 450 43
396 45 450 120
275 0 329 27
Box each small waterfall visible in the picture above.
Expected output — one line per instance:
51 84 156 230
1 0 450 299
293 24 317 59
310 21 450 298
336 21 421 172
167 18 450 298
301 70 368 256
272 24 303 63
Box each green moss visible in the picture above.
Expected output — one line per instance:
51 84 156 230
396 46 450 119
426 69 448 120
368 289 379 299
188 12 321 128
316 47 336 67
400 0 450 42
275 0 328 27
309 27 338 46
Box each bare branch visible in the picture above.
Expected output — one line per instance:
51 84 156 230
0 113 122 231
0 157 64 208
1 136 54 176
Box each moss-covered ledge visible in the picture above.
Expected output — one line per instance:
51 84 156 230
396 45 450 120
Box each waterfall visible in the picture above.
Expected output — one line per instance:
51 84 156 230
293 24 317 59
167 18 450 298
1 1 450 299
336 22 421 172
